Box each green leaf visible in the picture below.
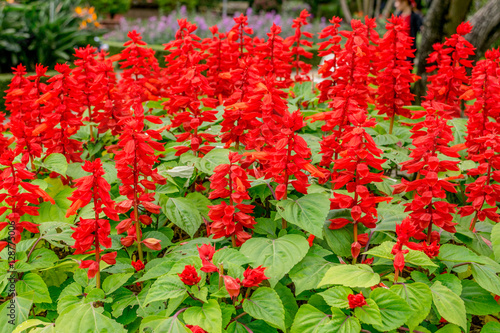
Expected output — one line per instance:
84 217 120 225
12 319 53 333
434 274 462 296
436 324 462 333
290 304 336 333
102 273 133 295
275 193 330 238
145 275 187 305
43 153 68 176
369 287 411 332
0 294 33 332
391 282 432 330
161 196 202 238
184 299 222 333
354 298 382 326
461 280 500 316
243 287 286 331
240 234 309 287
373 134 400 146
330 308 361 333
365 242 437 269
198 149 230 175
318 265 380 289
140 315 190 332
319 286 352 308
492 223 500 262
471 263 500 295
430 281 467 330
289 250 334 295
481 322 500 333
275 283 299 329
323 210 353 257
437 244 483 268
55 303 125 333
16 273 51 303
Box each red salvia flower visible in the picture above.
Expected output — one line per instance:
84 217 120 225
425 22 475 118
376 15 418 131
112 115 166 261
393 101 460 241
0 150 54 244
208 152 256 246
242 265 269 288
348 293 367 309
117 30 162 114
131 259 145 272
285 9 313 81
197 244 218 273
40 63 84 163
179 265 201 285
66 159 118 282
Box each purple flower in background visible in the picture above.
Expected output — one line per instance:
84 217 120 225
104 6 329 45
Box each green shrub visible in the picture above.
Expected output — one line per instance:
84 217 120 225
89 0 131 18
0 0 101 73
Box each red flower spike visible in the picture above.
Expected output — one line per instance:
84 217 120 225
285 9 313 81
207 153 256 246
424 22 475 118
114 116 166 261
178 265 201 286
348 293 367 309
67 159 118 286
39 63 84 163
0 150 53 245
376 15 418 123
242 266 269 288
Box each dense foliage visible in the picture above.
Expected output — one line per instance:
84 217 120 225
0 0 101 73
2 9 500 333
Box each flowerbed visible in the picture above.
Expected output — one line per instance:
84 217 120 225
1 9 500 333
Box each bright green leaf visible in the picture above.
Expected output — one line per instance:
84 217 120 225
243 287 285 331
318 265 380 289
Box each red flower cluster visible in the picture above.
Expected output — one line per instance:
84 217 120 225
208 152 256 246
425 22 475 117
39 63 84 163
112 116 166 261
312 19 371 170
391 218 440 281
329 116 390 260
66 159 118 281
376 15 418 130
117 30 162 113
0 150 54 244
131 259 145 272
348 293 367 309
460 135 500 230
223 266 269 297
462 49 500 156
285 9 313 81
179 265 201 285
394 102 461 242
198 243 218 273
163 20 218 156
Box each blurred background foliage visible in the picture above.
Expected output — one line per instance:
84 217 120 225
0 0 101 73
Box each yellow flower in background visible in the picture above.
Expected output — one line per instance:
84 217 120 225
6 0 15 3
75 6 99 29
